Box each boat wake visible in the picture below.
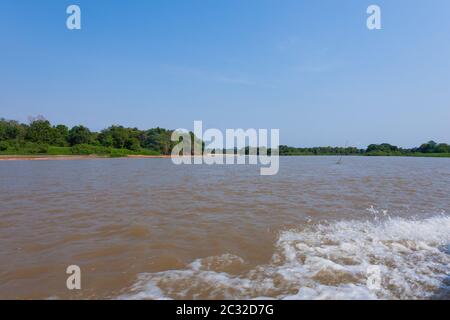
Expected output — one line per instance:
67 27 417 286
121 214 450 300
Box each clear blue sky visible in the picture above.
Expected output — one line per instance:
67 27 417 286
1 0 449 148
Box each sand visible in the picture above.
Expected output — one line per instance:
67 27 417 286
0 155 170 161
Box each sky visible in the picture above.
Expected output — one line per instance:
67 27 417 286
1 0 449 148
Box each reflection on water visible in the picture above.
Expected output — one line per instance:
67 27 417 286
0 157 449 299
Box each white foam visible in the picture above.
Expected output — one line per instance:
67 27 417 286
120 215 450 300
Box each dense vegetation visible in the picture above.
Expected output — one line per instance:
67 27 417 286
279 142 450 157
279 146 363 156
1 117 449 158
0 117 175 157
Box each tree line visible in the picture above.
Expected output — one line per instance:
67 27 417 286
1 117 449 157
279 141 450 156
0 117 176 156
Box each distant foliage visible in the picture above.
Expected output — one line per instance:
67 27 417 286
0 117 449 157
68 126 92 146
26 120 53 144
279 145 364 156
367 143 398 153
0 118 175 156
416 141 450 154
70 144 109 155
0 141 8 151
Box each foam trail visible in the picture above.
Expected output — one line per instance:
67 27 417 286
120 215 450 300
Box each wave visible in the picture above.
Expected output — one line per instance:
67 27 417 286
120 214 450 300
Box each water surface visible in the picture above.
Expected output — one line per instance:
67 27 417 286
0 157 449 299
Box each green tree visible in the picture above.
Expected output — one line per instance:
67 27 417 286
53 124 69 146
97 131 113 147
26 120 53 144
435 143 450 153
68 125 92 146
125 137 141 151
366 143 399 153
143 128 173 154
0 141 9 151
419 141 437 153
0 119 27 141
98 126 129 148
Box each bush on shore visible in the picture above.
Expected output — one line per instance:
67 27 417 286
0 141 8 151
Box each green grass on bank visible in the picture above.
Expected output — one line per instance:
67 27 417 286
1 142 449 158
279 152 450 158
403 153 450 158
0 143 161 157
364 151 450 158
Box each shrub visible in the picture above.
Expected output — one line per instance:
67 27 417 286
68 126 92 146
71 144 109 155
24 142 49 154
0 141 9 151
109 149 129 158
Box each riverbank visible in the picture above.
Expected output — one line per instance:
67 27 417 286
1 153 449 161
0 154 170 161
283 153 450 158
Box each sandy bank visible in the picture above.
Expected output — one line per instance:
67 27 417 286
0 155 170 161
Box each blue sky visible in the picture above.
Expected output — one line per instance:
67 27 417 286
1 0 449 147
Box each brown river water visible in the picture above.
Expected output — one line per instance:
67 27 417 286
0 156 449 300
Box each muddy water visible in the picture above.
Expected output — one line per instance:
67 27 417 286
0 157 449 299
